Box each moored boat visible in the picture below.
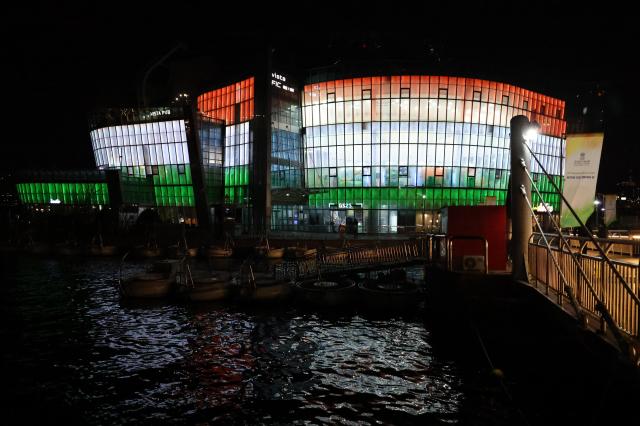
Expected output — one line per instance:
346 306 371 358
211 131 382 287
134 244 162 258
180 272 235 302
206 246 234 258
206 234 234 258
255 236 284 259
54 242 84 256
89 244 118 256
118 259 181 299
258 247 285 259
286 246 318 259
239 271 292 303
167 244 199 258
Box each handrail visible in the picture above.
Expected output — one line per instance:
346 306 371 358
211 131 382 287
446 235 489 274
523 145 640 307
530 236 637 267
521 155 639 344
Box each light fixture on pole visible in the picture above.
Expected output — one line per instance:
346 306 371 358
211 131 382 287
594 199 601 229
523 121 541 142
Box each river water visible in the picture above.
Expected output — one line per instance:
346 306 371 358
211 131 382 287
1 255 638 425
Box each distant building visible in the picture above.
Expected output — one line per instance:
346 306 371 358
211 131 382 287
615 174 640 229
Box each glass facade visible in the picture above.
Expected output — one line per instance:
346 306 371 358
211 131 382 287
197 77 256 226
271 78 303 189
197 114 225 204
302 76 566 233
17 182 109 205
17 74 566 235
90 116 193 207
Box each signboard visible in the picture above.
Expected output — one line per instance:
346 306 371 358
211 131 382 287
270 72 295 93
560 133 604 228
328 203 363 209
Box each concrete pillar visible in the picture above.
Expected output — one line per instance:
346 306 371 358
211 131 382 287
510 115 532 282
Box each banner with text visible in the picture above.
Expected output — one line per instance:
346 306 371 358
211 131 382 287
560 133 604 228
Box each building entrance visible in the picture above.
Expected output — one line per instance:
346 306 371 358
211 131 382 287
329 204 364 233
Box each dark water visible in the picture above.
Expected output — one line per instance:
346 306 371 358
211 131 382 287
2 255 639 425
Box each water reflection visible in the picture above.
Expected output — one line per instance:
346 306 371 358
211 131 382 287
2 256 461 425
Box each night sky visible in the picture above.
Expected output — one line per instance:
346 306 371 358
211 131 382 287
3 2 636 192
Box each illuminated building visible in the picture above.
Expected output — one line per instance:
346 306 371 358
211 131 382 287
15 68 566 235
300 75 566 233
87 106 224 225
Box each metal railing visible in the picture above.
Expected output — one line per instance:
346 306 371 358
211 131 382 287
274 239 428 280
529 236 640 336
520 142 640 352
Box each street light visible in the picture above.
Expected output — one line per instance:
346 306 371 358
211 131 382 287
594 199 601 229
523 121 541 142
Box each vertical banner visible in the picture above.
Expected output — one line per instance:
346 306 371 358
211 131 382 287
560 133 604 228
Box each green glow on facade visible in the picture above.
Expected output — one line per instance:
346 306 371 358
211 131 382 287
306 183 561 211
17 182 109 205
224 165 250 204
152 164 195 207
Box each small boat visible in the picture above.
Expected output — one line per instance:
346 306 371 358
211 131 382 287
118 259 181 299
206 234 234 258
206 246 233 258
89 233 117 256
179 272 234 302
167 244 198 258
134 244 162 258
357 269 421 311
295 277 355 307
54 242 84 256
286 246 318 260
89 244 118 256
239 269 292 303
260 247 285 259
255 238 284 259
28 241 51 255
